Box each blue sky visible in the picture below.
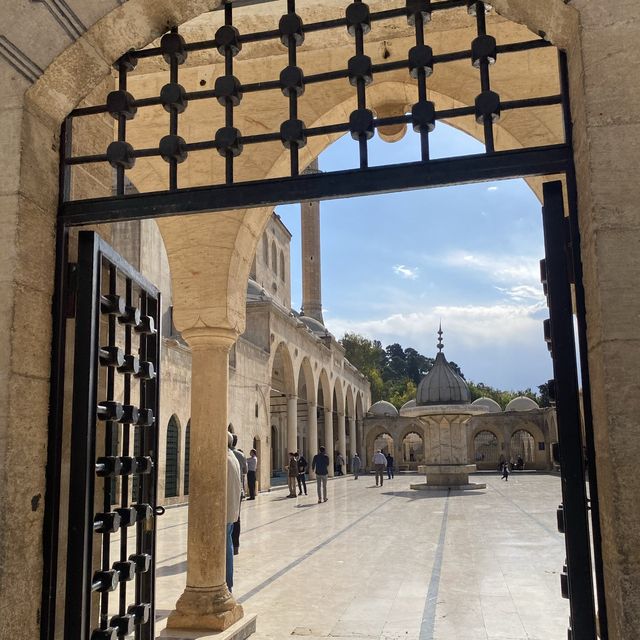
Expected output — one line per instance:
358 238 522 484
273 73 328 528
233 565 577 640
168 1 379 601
276 124 552 391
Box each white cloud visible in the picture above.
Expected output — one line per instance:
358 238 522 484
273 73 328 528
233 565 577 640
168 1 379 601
326 301 551 389
442 251 541 286
487 186 499 192
392 264 419 280
496 284 546 304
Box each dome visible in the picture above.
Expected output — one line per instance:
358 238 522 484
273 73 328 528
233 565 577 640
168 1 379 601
247 279 271 301
416 351 471 405
399 398 417 417
368 400 399 417
505 396 539 412
472 397 502 412
299 315 330 336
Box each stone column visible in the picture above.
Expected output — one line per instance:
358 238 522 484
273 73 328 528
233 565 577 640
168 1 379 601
167 328 243 631
287 395 298 454
337 412 346 472
324 409 334 477
308 401 318 479
349 416 357 468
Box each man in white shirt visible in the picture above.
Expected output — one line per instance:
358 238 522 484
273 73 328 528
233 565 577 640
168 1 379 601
226 433 242 592
373 449 387 487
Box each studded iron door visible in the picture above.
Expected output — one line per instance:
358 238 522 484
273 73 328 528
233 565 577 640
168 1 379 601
541 181 605 640
44 230 162 640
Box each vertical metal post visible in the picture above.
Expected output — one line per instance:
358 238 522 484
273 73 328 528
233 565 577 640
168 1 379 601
64 232 102 640
558 50 608 639
542 180 596 639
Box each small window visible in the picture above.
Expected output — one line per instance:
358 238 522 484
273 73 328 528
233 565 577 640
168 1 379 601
279 250 285 281
255 402 259 418
538 442 545 451
271 240 277 272
262 234 269 263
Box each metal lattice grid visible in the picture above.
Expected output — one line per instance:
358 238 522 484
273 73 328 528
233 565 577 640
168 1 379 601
183 420 191 495
57 231 162 640
164 416 180 498
59 0 568 224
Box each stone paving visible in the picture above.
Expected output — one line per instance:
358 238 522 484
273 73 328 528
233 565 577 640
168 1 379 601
154 472 569 640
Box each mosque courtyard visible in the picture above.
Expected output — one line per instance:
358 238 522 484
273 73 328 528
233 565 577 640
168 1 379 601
154 472 568 640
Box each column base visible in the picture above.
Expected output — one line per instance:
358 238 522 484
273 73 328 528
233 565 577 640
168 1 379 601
167 585 244 631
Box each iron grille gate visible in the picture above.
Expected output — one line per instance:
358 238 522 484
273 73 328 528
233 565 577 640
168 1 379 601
42 1 608 639
44 231 162 640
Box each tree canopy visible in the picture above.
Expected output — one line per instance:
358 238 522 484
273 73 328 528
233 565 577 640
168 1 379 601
340 332 550 410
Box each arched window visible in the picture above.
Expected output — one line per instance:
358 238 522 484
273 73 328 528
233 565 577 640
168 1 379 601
183 420 191 495
165 416 179 498
474 430 499 463
271 240 277 273
262 234 269 264
279 250 285 281
510 429 536 463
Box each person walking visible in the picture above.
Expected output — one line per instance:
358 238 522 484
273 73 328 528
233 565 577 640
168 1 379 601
501 461 510 481
312 445 330 503
226 432 242 592
297 452 308 495
335 451 344 476
246 448 258 499
230 433 247 555
373 449 387 486
352 453 361 479
386 452 394 480
286 452 298 497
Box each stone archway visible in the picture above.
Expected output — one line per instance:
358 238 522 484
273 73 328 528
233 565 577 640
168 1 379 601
3 2 640 639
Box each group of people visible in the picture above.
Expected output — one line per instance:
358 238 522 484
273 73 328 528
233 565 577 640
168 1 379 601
372 449 394 486
499 455 525 481
226 436 397 591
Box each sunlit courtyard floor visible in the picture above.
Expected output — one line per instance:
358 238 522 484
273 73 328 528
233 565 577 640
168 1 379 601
154 472 568 640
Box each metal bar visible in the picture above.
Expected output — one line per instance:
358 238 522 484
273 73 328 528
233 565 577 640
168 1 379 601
40 220 69 640
542 181 597 639
64 231 102 640
100 264 117 629
559 50 608 639
61 145 571 225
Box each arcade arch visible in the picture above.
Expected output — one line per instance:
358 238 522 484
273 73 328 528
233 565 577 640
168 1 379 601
473 430 501 468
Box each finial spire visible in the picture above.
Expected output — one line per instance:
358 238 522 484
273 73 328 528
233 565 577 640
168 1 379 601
437 321 444 353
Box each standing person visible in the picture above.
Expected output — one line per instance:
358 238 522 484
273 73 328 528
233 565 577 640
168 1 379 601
230 433 247 555
373 449 387 487
297 452 308 496
386 452 394 480
312 445 330 503
226 432 242 592
352 453 361 479
335 451 344 476
286 452 298 497
246 448 258 500
501 461 510 481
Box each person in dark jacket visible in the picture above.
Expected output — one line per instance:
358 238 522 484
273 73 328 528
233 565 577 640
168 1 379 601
297 453 308 495
386 452 394 479
286 452 298 497
312 446 330 503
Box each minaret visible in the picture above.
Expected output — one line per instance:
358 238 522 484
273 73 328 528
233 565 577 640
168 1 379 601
300 159 324 324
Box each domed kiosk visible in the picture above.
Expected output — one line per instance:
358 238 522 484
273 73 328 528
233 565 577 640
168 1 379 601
368 400 400 418
405 326 488 491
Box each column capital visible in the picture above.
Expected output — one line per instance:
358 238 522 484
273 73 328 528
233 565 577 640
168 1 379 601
182 326 239 351
307 400 317 407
